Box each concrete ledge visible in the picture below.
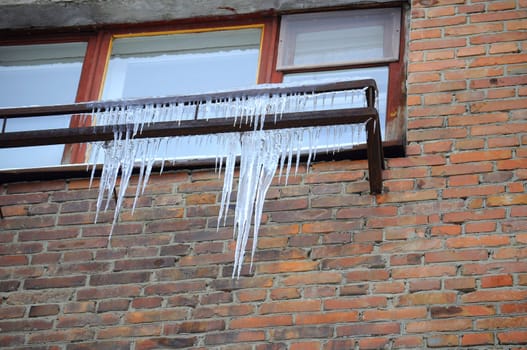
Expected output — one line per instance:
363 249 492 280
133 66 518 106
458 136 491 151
0 0 403 30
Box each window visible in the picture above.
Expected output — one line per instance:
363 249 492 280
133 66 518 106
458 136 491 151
0 6 405 172
277 8 402 147
0 42 87 168
102 28 262 99
96 27 263 162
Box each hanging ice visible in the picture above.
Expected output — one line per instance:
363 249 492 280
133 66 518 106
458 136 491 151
89 82 372 277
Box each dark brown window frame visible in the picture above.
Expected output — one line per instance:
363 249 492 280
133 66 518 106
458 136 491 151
0 5 406 178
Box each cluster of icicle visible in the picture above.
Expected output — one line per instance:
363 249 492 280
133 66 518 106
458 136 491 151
89 86 368 277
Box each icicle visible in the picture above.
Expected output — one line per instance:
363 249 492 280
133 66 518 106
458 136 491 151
89 82 373 274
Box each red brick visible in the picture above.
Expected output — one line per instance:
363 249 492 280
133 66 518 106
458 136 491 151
446 235 510 249
407 319 472 333
29 304 60 317
443 208 506 223
290 341 320 350
77 285 141 300
114 257 175 271
325 296 387 310
397 292 457 306
125 309 187 324
56 313 119 328
0 255 28 266
63 302 96 314
236 289 267 303
204 331 264 346
481 274 513 288
281 271 342 286
461 333 494 346
431 305 495 319
304 171 364 184
259 300 320 314
257 261 318 274
28 329 94 344
97 299 130 312
476 316 527 330
462 290 527 303
0 306 25 319
165 320 225 334
412 16 467 29
442 184 505 199
393 336 423 349
502 302 527 314
380 239 442 253
498 331 527 345
230 315 292 329
337 322 399 337
99 324 161 339
363 307 427 321
488 193 527 206
425 249 488 263
131 297 163 309
24 276 86 289
431 225 462 236
296 311 359 325
301 221 361 233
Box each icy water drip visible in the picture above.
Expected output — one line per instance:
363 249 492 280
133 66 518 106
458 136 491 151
89 85 370 277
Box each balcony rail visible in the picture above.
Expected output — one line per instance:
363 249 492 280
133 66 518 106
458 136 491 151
0 79 384 193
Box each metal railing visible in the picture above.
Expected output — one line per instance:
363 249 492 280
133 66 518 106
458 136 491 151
0 79 384 193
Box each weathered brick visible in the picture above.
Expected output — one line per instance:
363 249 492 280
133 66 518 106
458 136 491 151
230 315 293 329
296 311 359 325
28 328 94 344
25 276 86 289
56 313 119 328
498 331 527 344
461 333 494 346
125 309 187 324
76 285 142 300
97 299 130 312
337 322 400 336
205 331 264 345
29 304 60 317
98 324 161 339
397 292 457 306
325 296 387 310
407 319 472 333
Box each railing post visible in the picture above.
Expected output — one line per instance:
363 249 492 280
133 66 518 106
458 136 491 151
366 116 384 194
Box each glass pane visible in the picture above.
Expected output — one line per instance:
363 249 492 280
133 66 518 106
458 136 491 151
102 28 261 99
278 8 400 70
98 28 262 162
0 42 87 169
283 66 389 148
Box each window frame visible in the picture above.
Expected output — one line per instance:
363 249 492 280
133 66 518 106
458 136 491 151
0 6 406 175
271 6 406 147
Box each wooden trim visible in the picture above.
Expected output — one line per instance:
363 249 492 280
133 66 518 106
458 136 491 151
62 32 113 164
384 5 406 144
258 16 280 84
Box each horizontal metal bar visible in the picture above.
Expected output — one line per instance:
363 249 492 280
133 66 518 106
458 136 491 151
0 107 377 148
0 79 377 119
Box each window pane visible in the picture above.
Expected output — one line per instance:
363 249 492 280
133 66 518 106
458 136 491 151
277 8 400 70
99 28 261 161
0 42 87 169
102 28 261 99
283 67 389 147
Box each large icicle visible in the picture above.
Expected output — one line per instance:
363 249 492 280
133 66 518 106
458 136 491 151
88 83 370 275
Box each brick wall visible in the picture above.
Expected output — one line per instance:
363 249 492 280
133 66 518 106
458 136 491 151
1 0 527 349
